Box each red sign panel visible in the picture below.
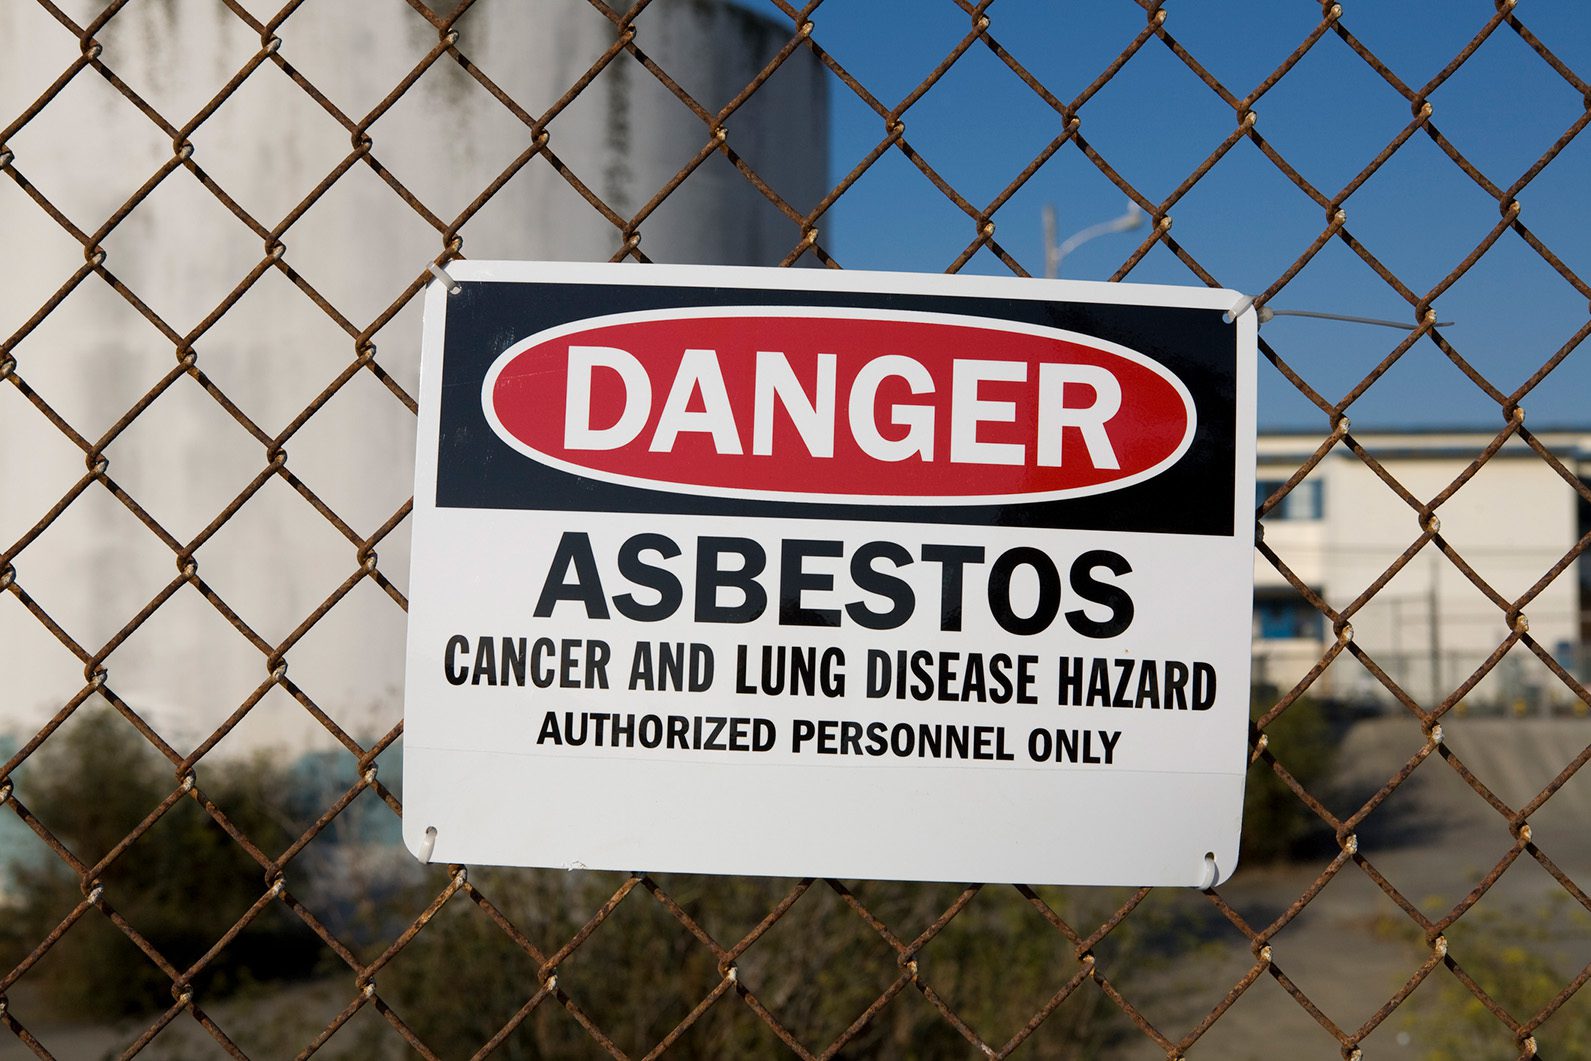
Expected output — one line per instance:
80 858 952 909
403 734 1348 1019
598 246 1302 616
484 308 1195 504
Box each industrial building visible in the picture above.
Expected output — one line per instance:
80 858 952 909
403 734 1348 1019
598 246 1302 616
1253 427 1591 712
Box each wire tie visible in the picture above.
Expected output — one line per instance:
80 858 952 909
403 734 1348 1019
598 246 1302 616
1517 822 1532 843
0 780 12 804
1264 309 1454 330
543 973 558 992
0 149 13 168
428 262 461 294
1223 294 1256 324
1427 723 1443 746
1198 851 1219 889
418 825 438 863
725 965 738 983
263 36 281 55
1433 934 1448 957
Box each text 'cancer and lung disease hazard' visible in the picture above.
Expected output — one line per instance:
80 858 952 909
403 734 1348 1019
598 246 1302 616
403 263 1258 887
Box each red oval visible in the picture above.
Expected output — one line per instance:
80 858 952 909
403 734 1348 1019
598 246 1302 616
483 308 1194 504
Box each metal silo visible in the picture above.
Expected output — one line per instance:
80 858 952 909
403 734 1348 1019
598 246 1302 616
0 0 829 750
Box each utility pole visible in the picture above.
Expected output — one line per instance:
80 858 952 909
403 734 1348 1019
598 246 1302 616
1041 201 1145 278
1429 554 1441 705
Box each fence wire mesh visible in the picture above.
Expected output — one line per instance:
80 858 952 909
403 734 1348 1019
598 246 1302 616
1 0 1589 1058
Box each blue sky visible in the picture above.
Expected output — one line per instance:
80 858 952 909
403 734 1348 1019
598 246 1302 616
740 1 1591 431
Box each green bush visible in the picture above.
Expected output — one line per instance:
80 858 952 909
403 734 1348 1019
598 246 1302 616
1 708 323 1018
379 871 1147 1058
1241 689 1338 865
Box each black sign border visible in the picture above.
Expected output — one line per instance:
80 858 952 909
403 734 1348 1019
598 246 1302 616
435 280 1238 537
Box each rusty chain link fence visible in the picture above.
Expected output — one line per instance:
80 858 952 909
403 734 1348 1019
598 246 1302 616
2 0 1589 1057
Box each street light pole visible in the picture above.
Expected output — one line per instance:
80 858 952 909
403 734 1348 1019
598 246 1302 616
1042 201 1146 278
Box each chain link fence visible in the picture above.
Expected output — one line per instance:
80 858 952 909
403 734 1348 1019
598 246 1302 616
2 0 1589 1057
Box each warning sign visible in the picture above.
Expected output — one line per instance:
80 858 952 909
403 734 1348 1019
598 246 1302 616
403 262 1257 886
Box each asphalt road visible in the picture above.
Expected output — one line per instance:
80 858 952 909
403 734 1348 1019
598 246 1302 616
1118 715 1591 1060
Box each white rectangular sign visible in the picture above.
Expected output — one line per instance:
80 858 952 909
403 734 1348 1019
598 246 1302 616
403 262 1257 886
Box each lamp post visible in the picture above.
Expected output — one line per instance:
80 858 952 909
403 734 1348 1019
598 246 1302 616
1042 201 1146 278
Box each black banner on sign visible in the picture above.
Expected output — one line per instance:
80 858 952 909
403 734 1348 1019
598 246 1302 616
434 281 1237 537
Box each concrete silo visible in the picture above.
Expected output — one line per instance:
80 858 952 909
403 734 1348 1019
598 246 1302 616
0 0 829 751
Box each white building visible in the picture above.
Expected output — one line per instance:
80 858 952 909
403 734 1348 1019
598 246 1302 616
1253 428 1591 712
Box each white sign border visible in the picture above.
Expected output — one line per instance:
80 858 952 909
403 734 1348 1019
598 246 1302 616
406 262 1260 888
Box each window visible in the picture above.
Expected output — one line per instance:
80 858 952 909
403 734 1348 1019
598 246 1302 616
1256 478 1324 520
1254 588 1325 640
